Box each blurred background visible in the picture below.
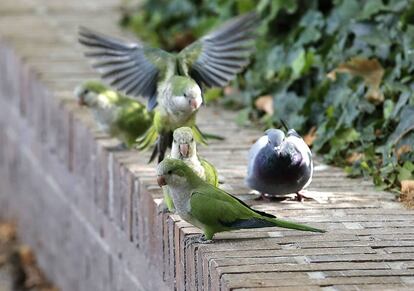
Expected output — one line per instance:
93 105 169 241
120 0 414 195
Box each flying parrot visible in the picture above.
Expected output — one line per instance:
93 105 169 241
75 80 153 148
78 12 258 162
157 158 325 243
246 123 313 202
162 127 218 212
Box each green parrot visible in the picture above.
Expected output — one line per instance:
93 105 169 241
78 12 258 162
74 80 153 148
162 127 218 212
156 159 326 243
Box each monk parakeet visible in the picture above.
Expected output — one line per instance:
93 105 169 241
78 12 258 162
246 125 313 202
157 159 325 243
162 127 218 212
75 80 153 148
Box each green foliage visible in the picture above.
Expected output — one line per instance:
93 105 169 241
121 0 414 192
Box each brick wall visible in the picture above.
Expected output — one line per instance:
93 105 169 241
0 40 170 291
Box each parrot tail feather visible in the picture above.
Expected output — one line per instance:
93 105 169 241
192 125 225 144
266 217 326 233
136 126 158 151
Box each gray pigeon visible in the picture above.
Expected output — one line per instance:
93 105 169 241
246 127 313 201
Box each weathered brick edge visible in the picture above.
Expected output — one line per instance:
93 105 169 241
0 39 179 290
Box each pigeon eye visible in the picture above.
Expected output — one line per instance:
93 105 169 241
167 170 172 175
191 138 194 142
183 93 187 98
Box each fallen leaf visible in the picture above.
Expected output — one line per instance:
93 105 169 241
396 144 412 160
327 57 384 104
401 180 414 208
303 126 317 146
224 86 236 96
346 152 364 165
0 223 16 243
254 95 274 115
401 180 414 194
19 245 35 266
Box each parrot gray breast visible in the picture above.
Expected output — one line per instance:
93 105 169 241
246 129 313 195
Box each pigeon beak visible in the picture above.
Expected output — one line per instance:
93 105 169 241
274 145 281 154
179 143 189 158
157 175 167 187
190 98 200 110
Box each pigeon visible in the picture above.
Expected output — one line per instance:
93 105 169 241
246 126 313 201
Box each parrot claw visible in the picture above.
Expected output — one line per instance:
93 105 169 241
157 200 175 214
185 234 213 248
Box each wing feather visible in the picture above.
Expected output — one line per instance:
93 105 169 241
79 26 164 109
178 12 258 88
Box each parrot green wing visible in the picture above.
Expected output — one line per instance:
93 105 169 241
177 12 258 88
112 98 154 147
200 158 219 187
189 184 275 232
79 27 175 110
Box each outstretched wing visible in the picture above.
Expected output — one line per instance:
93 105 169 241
78 27 171 110
177 12 258 88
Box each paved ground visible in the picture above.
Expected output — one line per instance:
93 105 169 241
1 0 414 290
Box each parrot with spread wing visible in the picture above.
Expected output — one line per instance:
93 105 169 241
78 12 258 162
246 123 313 202
75 80 153 148
162 127 218 212
157 158 325 243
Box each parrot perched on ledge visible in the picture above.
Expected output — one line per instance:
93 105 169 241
75 80 153 148
162 127 218 212
78 12 258 162
157 158 325 243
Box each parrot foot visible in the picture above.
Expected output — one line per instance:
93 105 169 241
185 235 213 248
157 202 173 214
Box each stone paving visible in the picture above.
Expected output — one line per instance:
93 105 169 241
1 0 414 290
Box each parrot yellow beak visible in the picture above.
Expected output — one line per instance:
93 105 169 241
157 175 167 187
179 143 189 158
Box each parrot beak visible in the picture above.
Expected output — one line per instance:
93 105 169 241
157 175 167 187
179 143 189 158
190 98 200 110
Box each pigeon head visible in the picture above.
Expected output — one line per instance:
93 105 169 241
265 129 285 147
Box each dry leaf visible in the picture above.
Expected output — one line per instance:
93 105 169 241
401 180 414 208
396 145 412 160
401 180 414 194
254 95 274 115
224 86 237 96
303 126 317 146
327 57 384 104
19 245 35 266
346 152 364 164
0 223 16 243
